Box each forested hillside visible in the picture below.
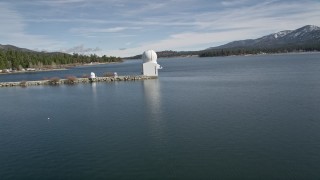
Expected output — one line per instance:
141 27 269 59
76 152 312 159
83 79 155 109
0 50 121 70
199 44 320 57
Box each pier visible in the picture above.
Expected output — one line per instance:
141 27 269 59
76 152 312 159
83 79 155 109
0 75 157 88
0 50 162 88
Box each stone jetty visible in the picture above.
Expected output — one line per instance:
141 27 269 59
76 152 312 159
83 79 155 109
0 75 157 88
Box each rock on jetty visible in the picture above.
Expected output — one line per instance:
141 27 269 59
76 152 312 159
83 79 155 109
0 75 157 88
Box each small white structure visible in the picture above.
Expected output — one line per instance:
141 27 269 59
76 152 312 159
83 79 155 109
114 72 118 77
142 50 161 76
90 72 96 78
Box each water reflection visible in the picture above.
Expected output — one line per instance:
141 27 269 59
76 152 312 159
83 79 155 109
143 79 161 117
91 82 97 96
143 79 166 144
91 83 98 109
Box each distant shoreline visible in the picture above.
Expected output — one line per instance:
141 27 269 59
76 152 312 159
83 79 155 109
126 50 320 60
156 51 320 59
0 61 120 75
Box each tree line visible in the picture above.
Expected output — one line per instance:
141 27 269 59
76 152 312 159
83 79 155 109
199 44 320 57
125 50 199 59
0 50 122 70
125 44 320 59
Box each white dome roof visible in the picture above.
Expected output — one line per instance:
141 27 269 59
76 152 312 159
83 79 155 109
142 50 157 63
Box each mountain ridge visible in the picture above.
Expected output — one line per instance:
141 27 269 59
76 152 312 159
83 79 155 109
125 25 320 59
1 25 320 59
0 44 36 52
208 25 320 50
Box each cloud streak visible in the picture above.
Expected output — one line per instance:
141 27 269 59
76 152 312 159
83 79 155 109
60 44 101 54
70 27 141 36
100 0 320 56
1 0 320 56
0 2 65 50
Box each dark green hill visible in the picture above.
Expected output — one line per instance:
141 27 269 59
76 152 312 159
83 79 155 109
0 45 121 70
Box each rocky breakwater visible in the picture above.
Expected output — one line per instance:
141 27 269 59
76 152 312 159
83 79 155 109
0 75 157 88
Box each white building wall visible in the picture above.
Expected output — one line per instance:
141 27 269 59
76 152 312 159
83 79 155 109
143 62 158 76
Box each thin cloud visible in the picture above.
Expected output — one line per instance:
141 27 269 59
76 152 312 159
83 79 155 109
100 0 320 57
1 0 320 56
0 2 63 50
26 18 110 24
122 2 168 16
37 0 88 6
71 27 127 34
221 0 251 6
70 26 142 37
60 44 101 54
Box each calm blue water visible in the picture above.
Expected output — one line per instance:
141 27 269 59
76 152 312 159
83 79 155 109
1 53 320 179
0 60 142 82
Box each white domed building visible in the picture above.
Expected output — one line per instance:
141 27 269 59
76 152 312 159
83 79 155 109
142 50 161 76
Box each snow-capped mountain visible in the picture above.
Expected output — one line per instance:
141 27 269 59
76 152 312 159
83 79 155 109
273 30 292 39
282 25 320 41
209 25 320 49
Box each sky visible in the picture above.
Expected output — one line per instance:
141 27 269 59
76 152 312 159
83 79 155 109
1 0 320 57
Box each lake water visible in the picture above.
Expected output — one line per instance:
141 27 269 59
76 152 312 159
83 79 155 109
1 53 320 179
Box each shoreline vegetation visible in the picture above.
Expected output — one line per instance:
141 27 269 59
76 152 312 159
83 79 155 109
125 50 320 60
0 61 120 75
125 49 320 59
0 49 122 74
2 49 319 75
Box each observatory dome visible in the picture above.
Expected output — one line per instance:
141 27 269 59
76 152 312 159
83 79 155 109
142 50 157 63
